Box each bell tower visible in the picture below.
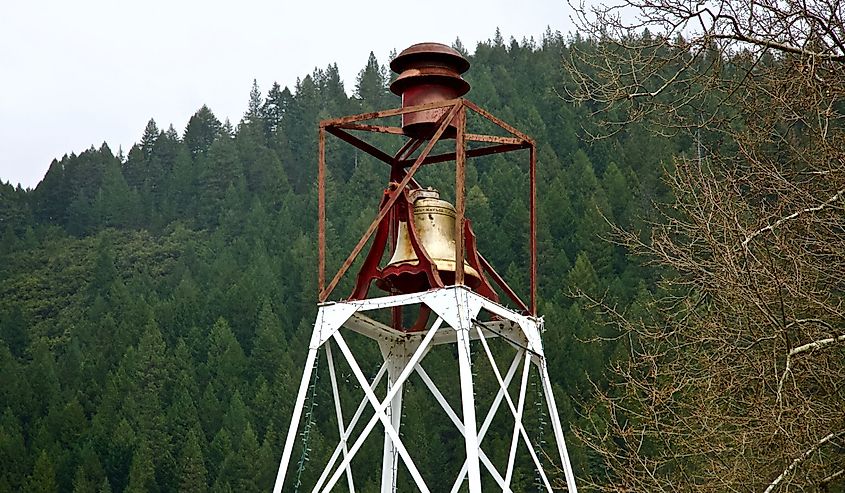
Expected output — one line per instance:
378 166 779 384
273 43 579 492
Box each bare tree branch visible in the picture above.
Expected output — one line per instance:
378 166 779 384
762 431 845 493
789 333 845 356
562 0 845 490
742 188 845 248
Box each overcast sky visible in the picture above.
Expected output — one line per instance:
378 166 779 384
0 0 574 189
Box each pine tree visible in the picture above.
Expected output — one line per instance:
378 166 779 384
125 440 155 493
206 318 246 400
184 106 222 158
250 299 285 381
355 52 389 109
241 79 264 132
72 465 98 493
25 450 58 493
0 408 26 490
177 430 207 493
97 478 111 493
139 119 160 158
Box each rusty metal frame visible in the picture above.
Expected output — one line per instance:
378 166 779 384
318 98 538 315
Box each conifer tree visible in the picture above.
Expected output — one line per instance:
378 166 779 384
125 440 155 493
355 52 389 109
25 450 58 493
184 106 222 158
177 430 207 493
97 478 111 493
0 408 26 490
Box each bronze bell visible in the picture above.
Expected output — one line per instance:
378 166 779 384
378 189 481 293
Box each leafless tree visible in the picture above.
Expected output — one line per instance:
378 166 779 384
562 0 845 490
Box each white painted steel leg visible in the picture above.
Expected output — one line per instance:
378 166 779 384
505 349 532 486
323 328 438 493
312 364 387 493
379 340 411 493
273 345 320 493
539 358 579 492
381 386 403 493
455 323 482 492
449 349 524 493
476 326 555 492
326 342 355 492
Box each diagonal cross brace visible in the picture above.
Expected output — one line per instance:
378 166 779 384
311 363 387 492
415 365 514 492
319 319 444 492
445 349 525 492
476 325 556 492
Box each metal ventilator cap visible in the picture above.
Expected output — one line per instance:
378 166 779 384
389 42 470 139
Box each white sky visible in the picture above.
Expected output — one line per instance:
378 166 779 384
0 0 574 189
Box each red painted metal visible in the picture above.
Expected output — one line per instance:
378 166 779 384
389 43 470 139
529 144 537 315
396 143 529 167
318 127 326 299
317 43 539 318
463 220 499 302
319 102 460 302
454 105 466 286
321 98 460 127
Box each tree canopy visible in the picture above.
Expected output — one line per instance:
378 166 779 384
0 32 692 491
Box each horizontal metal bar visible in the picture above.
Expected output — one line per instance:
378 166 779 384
398 143 529 167
324 126 395 165
321 99 462 126
465 133 526 145
334 123 406 135
343 312 406 342
331 125 526 146
463 100 535 144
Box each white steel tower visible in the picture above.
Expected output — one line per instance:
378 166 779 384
273 42 578 493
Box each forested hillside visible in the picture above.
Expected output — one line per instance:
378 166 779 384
0 31 685 491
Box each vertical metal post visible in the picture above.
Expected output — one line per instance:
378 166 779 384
539 358 578 492
273 345 320 493
505 351 532 485
529 143 537 315
318 125 326 300
454 102 467 286
455 291 481 492
325 342 356 492
379 341 407 493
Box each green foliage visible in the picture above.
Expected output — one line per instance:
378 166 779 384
177 430 207 493
25 450 58 493
0 32 677 489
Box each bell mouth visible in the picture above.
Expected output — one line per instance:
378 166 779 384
376 262 482 294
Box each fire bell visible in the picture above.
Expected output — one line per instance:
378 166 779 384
345 43 500 308
377 188 482 294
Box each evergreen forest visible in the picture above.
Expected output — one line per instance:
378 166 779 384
0 31 687 492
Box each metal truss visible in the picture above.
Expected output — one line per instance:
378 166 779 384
273 286 578 493
317 98 538 316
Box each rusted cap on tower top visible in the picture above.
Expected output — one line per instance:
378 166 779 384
390 42 470 75
389 42 471 139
